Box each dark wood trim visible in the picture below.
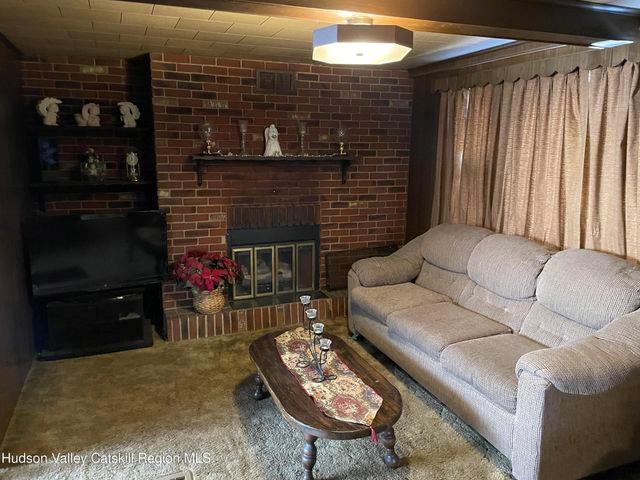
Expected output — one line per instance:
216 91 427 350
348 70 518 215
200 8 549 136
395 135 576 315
192 154 354 186
409 41 566 78
405 78 439 241
147 0 640 45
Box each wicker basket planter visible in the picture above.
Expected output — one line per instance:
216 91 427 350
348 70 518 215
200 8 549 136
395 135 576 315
192 288 226 315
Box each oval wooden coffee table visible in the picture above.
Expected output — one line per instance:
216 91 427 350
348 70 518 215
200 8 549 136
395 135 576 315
249 329 404 480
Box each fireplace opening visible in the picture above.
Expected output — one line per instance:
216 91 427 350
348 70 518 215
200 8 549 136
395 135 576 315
227 225 321 305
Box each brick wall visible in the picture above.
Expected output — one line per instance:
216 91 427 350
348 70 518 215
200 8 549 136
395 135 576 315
20 56 150 214
150 53 413 310
19 53 413 310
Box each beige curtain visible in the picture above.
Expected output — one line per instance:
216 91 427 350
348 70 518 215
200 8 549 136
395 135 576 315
431 61 640 262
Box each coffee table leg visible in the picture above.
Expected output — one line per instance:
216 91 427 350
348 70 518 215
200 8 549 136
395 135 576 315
301 434 318 480
379 427 402 469
253 373 269 400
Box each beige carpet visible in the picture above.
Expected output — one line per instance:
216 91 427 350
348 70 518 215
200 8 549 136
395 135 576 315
0 318 636 480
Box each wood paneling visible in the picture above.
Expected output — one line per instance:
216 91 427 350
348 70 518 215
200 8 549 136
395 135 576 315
0 36 33 440
406 76 439 240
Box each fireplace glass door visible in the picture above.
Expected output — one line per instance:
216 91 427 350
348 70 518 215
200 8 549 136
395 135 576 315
231 242 315 300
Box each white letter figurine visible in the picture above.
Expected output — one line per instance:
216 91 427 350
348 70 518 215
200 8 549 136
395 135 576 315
74 103 101 127
118 101 140 128
263 124 282 157
36 97 62 126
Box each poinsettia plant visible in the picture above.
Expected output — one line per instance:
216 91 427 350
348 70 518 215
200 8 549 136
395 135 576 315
171 250 242 293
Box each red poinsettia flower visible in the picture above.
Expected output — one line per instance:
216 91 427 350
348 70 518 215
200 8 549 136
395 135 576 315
171 250 242 293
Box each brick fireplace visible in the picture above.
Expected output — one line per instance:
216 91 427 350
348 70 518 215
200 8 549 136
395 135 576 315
152 53 413 317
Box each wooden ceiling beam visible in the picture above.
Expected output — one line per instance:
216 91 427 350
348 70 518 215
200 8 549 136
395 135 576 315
148 0 640 45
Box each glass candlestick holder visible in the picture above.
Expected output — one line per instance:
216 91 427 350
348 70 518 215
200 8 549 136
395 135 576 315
238 119 249 156
298 121 308 156
334 125 348 155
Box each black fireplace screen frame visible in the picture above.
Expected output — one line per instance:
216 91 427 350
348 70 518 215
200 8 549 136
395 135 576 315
226 225 321 300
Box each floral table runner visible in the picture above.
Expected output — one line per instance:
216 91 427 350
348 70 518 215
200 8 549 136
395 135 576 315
275 327 383 427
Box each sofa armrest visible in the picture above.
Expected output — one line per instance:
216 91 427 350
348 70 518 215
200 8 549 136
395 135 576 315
350 232 425 287
516 312 640 395
351 256 421 287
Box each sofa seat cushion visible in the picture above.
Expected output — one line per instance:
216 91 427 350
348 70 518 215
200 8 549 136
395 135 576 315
441 334 545 413
387 303 511 359
350 283 449 324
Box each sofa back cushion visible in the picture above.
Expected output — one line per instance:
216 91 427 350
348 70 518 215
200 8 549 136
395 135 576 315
415 262 471 303
520 248 640 346
421 223 493 274
416 223 493 302
467 234 554 300
537 249 640 329
458 234 553 331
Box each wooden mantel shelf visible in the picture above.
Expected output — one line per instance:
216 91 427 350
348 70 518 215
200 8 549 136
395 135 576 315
191 154 355 186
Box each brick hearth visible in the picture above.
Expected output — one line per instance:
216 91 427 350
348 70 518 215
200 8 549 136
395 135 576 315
165 295 346 341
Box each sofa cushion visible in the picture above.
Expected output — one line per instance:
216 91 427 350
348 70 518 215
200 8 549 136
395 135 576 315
458 284 535 332
441 334 545 413
387 303 511 359
350 283 449 324
352 256 421 287
467 234 553 300
520 302 596 347
421 223 493 274
415 261 474 303
537 249 640 329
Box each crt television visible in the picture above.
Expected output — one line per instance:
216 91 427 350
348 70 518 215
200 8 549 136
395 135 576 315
27 210 168 297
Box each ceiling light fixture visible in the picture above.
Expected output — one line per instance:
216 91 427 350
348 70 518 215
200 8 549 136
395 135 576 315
312 15 413 65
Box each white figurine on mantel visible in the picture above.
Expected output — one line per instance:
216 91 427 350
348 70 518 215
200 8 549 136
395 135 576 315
36 97 62 126
74 103 101 127
118 101 140 128
263 124 283 157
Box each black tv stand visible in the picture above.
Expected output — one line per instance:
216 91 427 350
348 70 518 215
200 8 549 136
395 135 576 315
35 285 160 361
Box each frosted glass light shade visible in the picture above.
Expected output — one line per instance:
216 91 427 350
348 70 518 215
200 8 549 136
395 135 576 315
312 24 413 65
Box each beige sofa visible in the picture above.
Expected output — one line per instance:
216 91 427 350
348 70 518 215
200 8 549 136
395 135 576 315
348 223 640 480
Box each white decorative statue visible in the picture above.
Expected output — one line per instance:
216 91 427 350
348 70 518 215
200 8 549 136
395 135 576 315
118 101 140 128
75 103 101 127
36 97 62 126
263 124 282 157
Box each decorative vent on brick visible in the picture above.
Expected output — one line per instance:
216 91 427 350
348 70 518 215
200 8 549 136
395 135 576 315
256 70 295 94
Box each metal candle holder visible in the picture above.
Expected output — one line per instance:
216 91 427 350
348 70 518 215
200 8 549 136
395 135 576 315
296 298 336 383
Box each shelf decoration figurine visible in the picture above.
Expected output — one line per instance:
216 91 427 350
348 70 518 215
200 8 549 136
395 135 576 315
200 122 220 155
125 149 140 182
298 120 308 156
263 124 283 157
80 147 105 181
75 103 101 127
238 119 249 156
335 124 349 155
36 97 62 126
118 102 140 128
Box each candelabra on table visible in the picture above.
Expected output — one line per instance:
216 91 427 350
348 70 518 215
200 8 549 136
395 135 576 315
296 295 336 383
